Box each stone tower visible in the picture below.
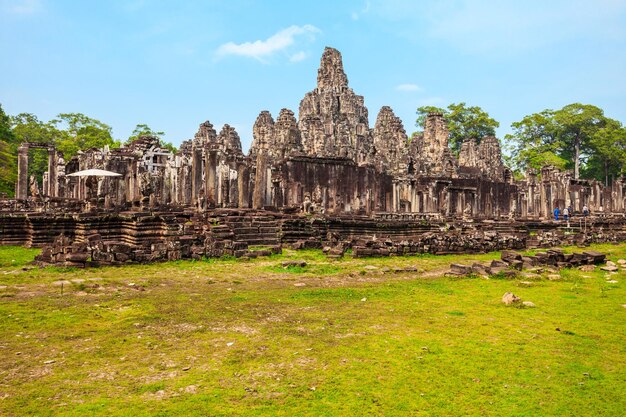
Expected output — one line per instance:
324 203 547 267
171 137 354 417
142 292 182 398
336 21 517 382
477 136 505 182
298 47 371 162
371 106 409 175
249 111 275 160
410 112 458 176
216 124 243 156
459 136 505 181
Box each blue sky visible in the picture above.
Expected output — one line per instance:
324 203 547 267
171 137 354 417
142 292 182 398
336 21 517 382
1 0 625 152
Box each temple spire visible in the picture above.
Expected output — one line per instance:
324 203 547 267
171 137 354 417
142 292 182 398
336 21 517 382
316 47 349 90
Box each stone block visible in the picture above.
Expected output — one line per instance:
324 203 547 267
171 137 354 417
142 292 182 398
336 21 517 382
66 252 89 263
450 264 472 275
583 251 606 264
501 250 522 262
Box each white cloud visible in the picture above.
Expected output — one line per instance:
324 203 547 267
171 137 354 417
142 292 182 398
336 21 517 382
3 0 42 14
396 83 421 92
290 51 307 63
216 25 320 62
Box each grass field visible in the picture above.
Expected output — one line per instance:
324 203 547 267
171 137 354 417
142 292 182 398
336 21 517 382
0 244 625 416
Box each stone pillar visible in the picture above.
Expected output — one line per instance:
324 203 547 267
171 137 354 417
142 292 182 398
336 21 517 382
47 147 58 197
206 151 217 206
252 151 268 209
16 144 29 199
228 167 238 207
238 162 250 208
191 146 203 202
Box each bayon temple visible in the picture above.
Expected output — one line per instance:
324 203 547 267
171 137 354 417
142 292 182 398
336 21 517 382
2 47 626 265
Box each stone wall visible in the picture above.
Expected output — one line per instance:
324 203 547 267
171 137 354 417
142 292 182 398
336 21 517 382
3 209 626 267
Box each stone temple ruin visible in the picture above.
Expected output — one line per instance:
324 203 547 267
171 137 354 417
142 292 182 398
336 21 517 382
2 47 626 266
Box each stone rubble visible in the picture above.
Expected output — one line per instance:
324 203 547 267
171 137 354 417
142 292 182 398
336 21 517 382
448 249 607 277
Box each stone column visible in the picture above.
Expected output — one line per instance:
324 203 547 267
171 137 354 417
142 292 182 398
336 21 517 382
191 146 203 202
47 147 58 197
252 151 268 209
16 144 29 200
237 162 250 208
206 150 217 206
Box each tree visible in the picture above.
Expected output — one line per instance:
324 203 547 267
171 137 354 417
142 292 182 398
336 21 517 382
507 103 617 180
127 123 176 153
52 113 119 158
553 103 608 179
0 104 17 196
504 110 566 174
415 105 446 131
416 102 499 154
10 113 63 186
9 112 119 185
11 113 59 145
127 124 164 142
585 122 626 185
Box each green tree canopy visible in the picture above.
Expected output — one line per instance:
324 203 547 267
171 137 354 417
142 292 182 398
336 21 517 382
52 113 119 158
585 122 626 185
127 124 176 153
553 104 608 179
416 102 500 154
0 104 17 196
506 103 619 181
11 113 60 145
7 112 120 186
10 113 64 186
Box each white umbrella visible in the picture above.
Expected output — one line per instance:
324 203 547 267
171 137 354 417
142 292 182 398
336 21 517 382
66 169 122 177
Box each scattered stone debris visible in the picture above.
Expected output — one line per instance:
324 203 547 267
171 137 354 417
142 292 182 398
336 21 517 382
183 385 197 394
281 260 306 268
502 292 521 305
502 292 535 308
448 249 607 278
35 233 282 268
601 265 619 272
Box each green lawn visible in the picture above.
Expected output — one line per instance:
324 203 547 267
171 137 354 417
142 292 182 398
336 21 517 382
0 244 624 416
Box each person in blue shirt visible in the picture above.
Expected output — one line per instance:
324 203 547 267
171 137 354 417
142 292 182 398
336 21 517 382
553 206 560 220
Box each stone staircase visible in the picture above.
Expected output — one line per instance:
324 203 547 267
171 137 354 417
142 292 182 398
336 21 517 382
225 215 282 247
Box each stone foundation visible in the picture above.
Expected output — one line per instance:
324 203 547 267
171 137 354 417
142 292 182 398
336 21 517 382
2 209 624 267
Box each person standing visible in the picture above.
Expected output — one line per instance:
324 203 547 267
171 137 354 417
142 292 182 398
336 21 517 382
563 206 569 221
583 205 589 216
553 206 560 220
